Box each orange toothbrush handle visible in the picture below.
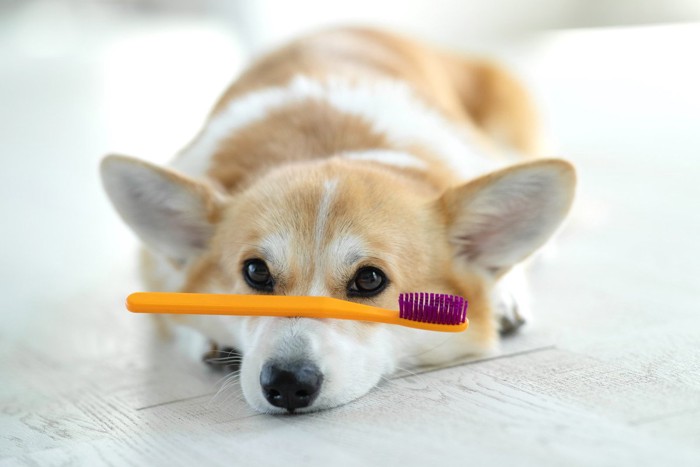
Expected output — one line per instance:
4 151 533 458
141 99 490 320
126 292 468 332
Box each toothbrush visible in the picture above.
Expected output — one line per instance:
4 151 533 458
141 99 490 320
126 292 468 333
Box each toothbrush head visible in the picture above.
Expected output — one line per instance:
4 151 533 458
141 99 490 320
398 292 468 326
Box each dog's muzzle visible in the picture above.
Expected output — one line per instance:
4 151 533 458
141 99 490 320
260 360 324 412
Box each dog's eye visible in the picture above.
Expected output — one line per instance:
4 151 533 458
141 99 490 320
348 267 388 297
243 259 274 292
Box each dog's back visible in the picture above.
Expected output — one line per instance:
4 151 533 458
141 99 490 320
172 27 540 191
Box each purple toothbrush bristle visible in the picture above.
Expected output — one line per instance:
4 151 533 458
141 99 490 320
398 292 468 325
419 293 424 322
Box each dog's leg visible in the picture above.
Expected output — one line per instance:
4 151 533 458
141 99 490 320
493 264 532 335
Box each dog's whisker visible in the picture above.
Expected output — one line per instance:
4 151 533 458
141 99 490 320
219 375 242 392
221 387 245 407
391 365 420 378
209 375 243 406
205 355 244 360
211 381 241 405
377 375 396 386
217 384 248 414
384 365 433 390
221 375 240 389
203 350 244 361
212 370 242 386
211 374 243 401
402 335 457 362
227 393 251 419
204 357 244 365
220 375 242 392
206 357 243 362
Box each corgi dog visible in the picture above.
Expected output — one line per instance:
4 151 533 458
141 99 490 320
101 28 575 414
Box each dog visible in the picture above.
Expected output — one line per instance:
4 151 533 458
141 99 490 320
100 27 575 414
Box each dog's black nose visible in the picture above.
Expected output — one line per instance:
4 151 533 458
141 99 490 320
260 361 323 412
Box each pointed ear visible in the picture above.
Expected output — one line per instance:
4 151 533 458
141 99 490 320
100 155 224 261
440 159 576 275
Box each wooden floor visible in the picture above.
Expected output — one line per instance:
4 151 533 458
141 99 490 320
1 4 699 466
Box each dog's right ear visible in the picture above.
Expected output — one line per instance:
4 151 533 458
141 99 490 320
100 155 224 262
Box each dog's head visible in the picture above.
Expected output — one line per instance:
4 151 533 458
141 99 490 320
101 155 575 413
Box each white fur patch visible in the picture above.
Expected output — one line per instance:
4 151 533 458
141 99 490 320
308 180 339 296
314 180 338 251
147 252 188 291
342 149 428 170
327 234 365 268
259 232 291 270
493 263 533 324
172 76 495 179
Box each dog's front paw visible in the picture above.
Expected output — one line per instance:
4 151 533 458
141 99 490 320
493 265 532 336
202 342 243 372
496 293 527 335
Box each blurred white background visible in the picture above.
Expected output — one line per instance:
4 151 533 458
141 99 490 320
2 1 700 464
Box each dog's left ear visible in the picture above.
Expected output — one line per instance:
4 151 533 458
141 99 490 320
440 159 576 276
100 154 225 262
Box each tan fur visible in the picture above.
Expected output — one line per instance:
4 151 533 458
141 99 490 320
179 27 539 194
207 101 391 192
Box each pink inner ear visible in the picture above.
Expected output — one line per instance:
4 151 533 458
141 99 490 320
102 157 219 260
449 166 573 271
455 200 538 263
